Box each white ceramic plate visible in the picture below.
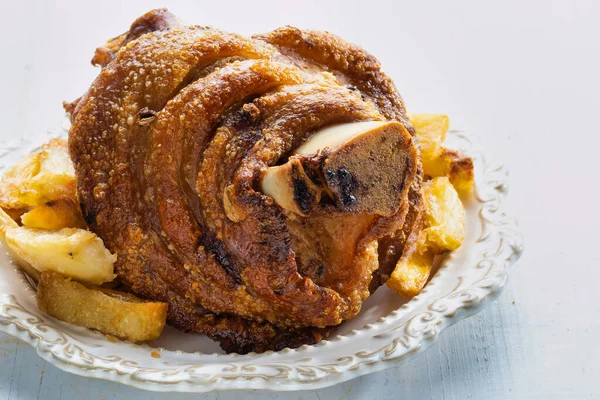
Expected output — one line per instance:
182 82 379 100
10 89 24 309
0 121 523 392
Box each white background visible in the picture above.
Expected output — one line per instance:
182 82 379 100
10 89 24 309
0 0 598 399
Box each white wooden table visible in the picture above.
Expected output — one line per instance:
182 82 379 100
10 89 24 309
0 1 598 398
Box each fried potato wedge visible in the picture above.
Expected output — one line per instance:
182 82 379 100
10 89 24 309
21 197 86 230
0 207 40 281
387 208 434 297
409 113 474 196
0 151 41 209
443 149 475 197
0 139 77 210
27 139 77 204
0 139 112 284
3 226 116 284
388 177 466 297
408 113 449 175
37 271 168 342
420 176 466 252
387 246 434 298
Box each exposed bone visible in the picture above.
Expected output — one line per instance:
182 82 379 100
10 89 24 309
261 158 323 216
261 121 417 216
295 121 392 155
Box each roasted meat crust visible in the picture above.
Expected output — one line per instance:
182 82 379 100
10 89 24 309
92 8 182 69
68 9 423 353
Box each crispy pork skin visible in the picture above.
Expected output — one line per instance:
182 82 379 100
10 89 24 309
68 9 423 353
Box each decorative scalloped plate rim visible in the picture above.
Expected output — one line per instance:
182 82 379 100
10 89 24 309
0 121 523 393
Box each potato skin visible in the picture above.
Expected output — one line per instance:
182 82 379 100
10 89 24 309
37 271 168 342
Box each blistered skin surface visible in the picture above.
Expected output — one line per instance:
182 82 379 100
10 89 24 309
68 9 423 353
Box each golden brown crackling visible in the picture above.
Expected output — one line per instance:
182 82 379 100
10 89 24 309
70 29 278 304
219 84 412 326
65 9 183 122
92 8 182 68
112 218 310 353
69 13 424 353
254 27 413 133
145 60 303 321
69 29 285 330
248 33 425 277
